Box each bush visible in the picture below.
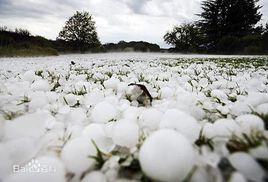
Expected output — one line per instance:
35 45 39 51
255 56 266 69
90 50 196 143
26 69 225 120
217 36 240 54
243 45 263 55
0 46 58 57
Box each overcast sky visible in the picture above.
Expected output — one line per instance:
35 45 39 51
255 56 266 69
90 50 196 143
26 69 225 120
0 0 267 48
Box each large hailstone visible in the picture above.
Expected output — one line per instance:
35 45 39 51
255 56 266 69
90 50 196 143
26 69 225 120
0 144 12 180
68 108 86 124
91 101 117 123
229 172 247 182
229 152 265 182
4 137 37 165
112 119 139 148
159 87 174 99
139 108 163 131
82 123 115 153
28 91 48 111
122 107 140 122
103 77 120 90
61 138 97 174
30 79 50 92
81 171 107 182
139 129 195 182
159 109 201 142
84 90 104 107
4 112 54 139
256 103 268 115
235 114 264 134
22 70 36 83
209 119 241 138
244 92 268 107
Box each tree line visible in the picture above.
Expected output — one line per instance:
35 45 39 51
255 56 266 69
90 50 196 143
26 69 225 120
0 11 160 57
164 0 268 54
1 0 268 56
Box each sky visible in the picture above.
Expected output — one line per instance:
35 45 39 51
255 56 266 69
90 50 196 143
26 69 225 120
0 0 267 48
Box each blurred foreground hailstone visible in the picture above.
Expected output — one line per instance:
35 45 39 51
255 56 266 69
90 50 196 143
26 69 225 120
91 101 117 123
139 129 195 182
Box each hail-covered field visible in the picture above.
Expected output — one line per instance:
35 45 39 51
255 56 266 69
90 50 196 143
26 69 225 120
0 53 268 182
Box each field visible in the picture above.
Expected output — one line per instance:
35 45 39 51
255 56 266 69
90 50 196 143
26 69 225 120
0 53 268 182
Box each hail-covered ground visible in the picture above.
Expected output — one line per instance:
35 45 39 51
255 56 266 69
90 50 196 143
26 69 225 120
0 53 268 182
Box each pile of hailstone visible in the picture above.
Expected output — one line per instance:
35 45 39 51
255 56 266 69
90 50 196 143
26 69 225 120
0 55 268 182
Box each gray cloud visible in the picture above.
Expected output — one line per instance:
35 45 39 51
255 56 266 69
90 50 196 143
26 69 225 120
0 0 267 48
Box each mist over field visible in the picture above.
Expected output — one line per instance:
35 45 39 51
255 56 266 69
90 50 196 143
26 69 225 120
0 0 268 181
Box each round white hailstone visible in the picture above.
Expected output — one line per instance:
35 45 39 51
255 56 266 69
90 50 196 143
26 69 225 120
250 146 268 160
4 112 52 139
105 96 119 106
230 101 251 116
211 89 228 101
117 82 128 95
0 144 12 180
159 87 174 99
256 103 268 115
69 108 86 124
65 124 83 138
82 171 107 182
31 79 50 92
82 124 105 139
139 129 195 182
229 172 247 182
29 93 48 111
64 94 79 106
159 109 201 142
245 92 268 107
235 114 264 134
211 80 227 89
229 152 265 182
247 79 264 91
82 124 115 153
211 119 241 138
176 92 198 108
104 122 116 138
139 108 163 131
103 77 120 90
5 156 65 182
58 105 70 115
112 120 139 148
91 101 117 123
84 91 104 106
4 137 37 165
118 99 131 111
216 105 229 115
202 123 215 139
46 92 59 103
61 138 97 174
0 121 4 140
123 107 140 122
56 105 71 122
6 81 30 96
199 78 209 88
22 70 36 82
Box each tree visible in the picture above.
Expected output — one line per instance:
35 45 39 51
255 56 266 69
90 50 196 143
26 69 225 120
164 23 204 52
198 0 262 51
58 11 101 53
15 28 31 36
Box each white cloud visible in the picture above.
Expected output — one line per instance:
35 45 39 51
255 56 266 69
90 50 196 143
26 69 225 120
0 0 267 48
